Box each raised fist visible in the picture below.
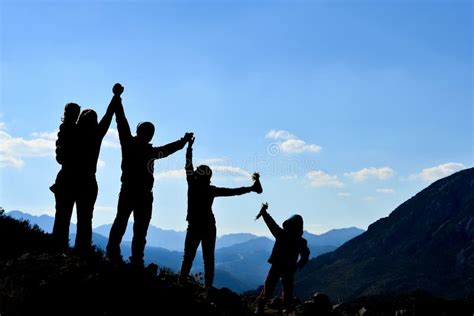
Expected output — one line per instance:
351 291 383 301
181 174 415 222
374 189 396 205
113 83 124 96
183 132 194 143
188 136 195 147
255 202 268 220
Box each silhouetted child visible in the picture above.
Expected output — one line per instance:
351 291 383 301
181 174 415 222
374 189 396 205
51 102 80 249
179 137 263 288
255 203 310 314
106 85 193 266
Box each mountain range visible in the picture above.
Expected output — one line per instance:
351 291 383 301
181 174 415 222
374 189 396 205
6 210 364 292
295 167 474 301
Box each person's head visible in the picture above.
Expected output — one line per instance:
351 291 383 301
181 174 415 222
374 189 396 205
283 214 304 237
195 165 212 185
136 121 155 143
77 109 98 130
62 103 80 123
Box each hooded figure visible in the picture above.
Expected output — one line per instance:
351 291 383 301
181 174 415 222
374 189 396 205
255 204 310 314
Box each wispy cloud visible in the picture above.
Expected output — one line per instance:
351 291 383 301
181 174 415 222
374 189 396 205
407 162 466 182
154 165 252 181
337 192 351 197
0 128 56 168
103 128 120 149
376 188 395 194
344 166 394 182
154 169 186 180
364 196 376 202
265 130 295 140
265 129 321 154
198 157 227 165
306 170 344 188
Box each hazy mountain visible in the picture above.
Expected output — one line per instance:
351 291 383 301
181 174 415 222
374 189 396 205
215 233 259 249
304 227 365 247
6 210 77 234
295 168 474 301
6 210 363 293
94 223 186 251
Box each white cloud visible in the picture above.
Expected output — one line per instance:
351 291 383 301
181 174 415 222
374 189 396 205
265 129 295 140
364 196 376 202
265 129 321 154
154 165 252 181
0 129 56 168
103 128 120 149
0 122 6 130
198 157 227 165
408 162 466 182
376 188 395 194
97 159 106 168
337 192 351 197
210 165 251 178
154 169 186 180
279 138 322 153
344 166 394 182
306 170 344 188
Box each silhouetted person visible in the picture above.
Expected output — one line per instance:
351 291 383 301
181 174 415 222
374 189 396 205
179 137 263 288
106 87 193 266
51 102 81 249
51 85 120 254
255 203 310 314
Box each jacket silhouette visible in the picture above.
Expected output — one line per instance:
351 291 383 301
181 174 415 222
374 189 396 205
52 89 118 254
255 204 310 314
106 85 193 266
179 137 263 288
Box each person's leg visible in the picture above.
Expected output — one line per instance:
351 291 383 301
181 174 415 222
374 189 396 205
75 178 98 255
52 190 75 250
201 224 217 288
256 265 281 314
281 271 295 309
130 191 153 266
106 189 133 261
179 224 202 284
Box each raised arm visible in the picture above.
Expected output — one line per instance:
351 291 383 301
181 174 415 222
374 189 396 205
185 137 195 181
153 132 192 159
97 95 118 139
113 84 133 146
261 210 284 239
297 239 310 269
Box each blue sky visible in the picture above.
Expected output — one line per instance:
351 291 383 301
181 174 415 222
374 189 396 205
0 0 472 236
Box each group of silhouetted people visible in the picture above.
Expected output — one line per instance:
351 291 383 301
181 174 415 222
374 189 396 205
51 83 310 314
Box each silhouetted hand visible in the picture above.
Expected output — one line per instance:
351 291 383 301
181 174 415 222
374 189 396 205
255 202 268 220
251 172 263 194
183 132 194 143
113 83 124 96
188 136 195 148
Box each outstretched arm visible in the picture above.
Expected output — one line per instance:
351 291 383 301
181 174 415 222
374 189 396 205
112 84 133 146
297 239 310 269
212 172 262 197
212 186 254 197
153 132 193 159
185 137 195 181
